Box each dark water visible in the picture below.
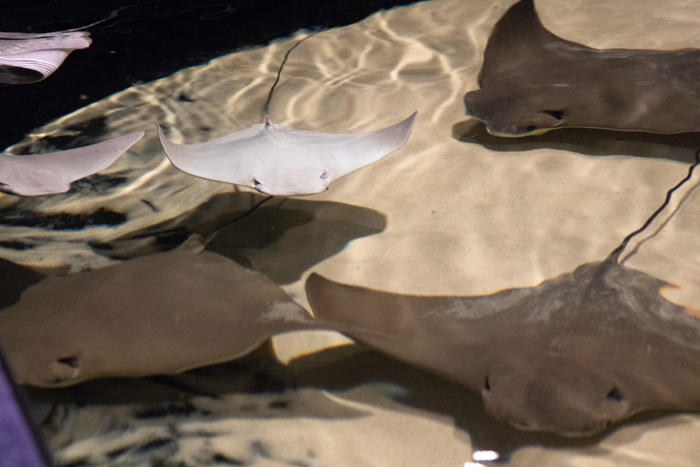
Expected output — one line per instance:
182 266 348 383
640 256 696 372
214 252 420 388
0 0 415 150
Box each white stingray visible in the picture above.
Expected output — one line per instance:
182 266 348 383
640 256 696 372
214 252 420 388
157 33 418 196
0 31 91 85
0 132 144 196
157 112 416 196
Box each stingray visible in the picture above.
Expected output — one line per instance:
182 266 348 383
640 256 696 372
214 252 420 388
463 0 700 136
0 30 91 85
0 132 143 196
0 235 313 387
157 34 417 196
305 154 700 436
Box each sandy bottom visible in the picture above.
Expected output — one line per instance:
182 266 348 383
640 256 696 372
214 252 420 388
3 0 700 465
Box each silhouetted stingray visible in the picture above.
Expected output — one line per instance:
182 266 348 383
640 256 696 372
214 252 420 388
0 30 90 85
463 0 700 136
0 132 143 196
157 34 417 196
305 153 700 436
0 235 312 387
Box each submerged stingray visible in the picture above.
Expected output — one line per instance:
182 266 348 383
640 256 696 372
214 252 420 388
158 34 417 196
305 156 700 436
0 235 312 387
463 0 700 136
0 30 91 85
0 132 143 196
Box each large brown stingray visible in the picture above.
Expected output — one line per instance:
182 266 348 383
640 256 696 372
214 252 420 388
305 156 700 436
463 0 700 136
0 235 312 387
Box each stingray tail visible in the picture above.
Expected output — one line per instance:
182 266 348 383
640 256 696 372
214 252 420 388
606 148 700 264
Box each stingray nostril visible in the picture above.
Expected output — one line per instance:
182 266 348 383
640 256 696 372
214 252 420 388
484 376 491 391
606 387 623 402
320 171 327 180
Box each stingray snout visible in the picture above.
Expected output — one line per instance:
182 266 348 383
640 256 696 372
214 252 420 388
480 365 631 436
251 171 330 196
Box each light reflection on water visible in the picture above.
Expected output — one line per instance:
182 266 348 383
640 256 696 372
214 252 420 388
2 0 700 465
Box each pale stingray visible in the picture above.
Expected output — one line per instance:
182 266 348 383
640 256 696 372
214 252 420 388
0 235 312 387
463 0 700 136
0 30 91 85
157 35 417 196
0 132 143 196
305 154 700 436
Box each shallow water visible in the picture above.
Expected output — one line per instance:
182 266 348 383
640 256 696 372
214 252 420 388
2 0 700 465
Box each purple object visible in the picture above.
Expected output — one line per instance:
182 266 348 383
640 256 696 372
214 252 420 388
0 349 51 467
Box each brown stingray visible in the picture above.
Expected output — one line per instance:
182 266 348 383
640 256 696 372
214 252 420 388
0 235 312 387
463 0 700 136
305 155 700 436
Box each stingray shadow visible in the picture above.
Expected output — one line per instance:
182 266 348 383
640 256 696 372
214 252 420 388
208 196 387 284
453 119 700 163
289 344 698 461
0 257 45 309
22 343 291 405
22 342 367 425
21 340 360 418
91 191 386 285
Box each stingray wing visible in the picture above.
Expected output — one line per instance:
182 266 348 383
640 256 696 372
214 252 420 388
0 31 92 85
0 132 143 196
157 124 263 185
157 112 416 190
282 111 417 182
305 272 535 386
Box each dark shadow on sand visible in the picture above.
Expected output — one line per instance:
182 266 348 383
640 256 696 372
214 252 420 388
90 191 386 284
454 119 700 164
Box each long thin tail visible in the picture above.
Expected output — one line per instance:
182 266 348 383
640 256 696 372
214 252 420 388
606 149 700 264
263 31 320 127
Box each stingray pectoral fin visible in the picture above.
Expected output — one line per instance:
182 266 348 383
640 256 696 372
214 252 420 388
0 131 144 196
0 31 92 85
318 111 417 181
305 272 454 346
157 124 264 185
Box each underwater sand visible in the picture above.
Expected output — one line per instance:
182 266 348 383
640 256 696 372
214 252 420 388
3 0 700 465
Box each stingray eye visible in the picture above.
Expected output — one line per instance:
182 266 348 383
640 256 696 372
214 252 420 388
525 125 537 133
320 171 327 180
543 110 565 121
606 387 623 402
484 376 491 391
